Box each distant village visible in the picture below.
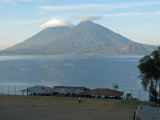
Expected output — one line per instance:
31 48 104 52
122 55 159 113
21 85 125 99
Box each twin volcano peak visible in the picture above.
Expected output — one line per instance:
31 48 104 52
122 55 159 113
77 20 97 26
0 20 154 55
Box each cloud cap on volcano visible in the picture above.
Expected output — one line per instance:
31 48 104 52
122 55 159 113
38 18 72 29
76 15 102 21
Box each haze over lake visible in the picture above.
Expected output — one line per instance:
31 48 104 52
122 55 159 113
0 55 141 88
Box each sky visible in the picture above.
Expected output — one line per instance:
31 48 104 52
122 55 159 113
0 0 160 50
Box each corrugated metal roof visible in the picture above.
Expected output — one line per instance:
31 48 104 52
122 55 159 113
22 86 52 94
54 86 89 89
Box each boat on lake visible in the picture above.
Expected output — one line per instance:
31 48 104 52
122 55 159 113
112 83 119 88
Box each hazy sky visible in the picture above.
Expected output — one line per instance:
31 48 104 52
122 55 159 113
0 0 160 50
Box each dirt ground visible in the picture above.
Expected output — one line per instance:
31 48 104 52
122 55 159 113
0 95 139 120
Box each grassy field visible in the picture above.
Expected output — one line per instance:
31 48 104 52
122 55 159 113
0 95 140 111
0 95 141 120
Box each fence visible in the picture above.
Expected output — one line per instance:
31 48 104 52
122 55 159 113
122 89 149 101
0 85 149 101
0 85 31 95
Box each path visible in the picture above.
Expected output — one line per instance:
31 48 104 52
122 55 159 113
141 105 160 120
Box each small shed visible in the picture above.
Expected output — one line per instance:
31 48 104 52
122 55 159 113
85 88 124 99
52 86 90 96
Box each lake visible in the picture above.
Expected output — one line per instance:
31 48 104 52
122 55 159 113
0 55 149 100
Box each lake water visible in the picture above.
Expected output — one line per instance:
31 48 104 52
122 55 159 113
0 55 149 100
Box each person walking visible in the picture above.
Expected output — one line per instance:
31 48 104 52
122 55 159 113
79 96 82 103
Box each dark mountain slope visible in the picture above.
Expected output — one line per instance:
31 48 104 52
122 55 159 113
3 27 71 53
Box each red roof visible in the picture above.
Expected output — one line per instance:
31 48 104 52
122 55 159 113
85 88 123 97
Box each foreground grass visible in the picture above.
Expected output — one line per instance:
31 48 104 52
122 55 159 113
0 95 140 112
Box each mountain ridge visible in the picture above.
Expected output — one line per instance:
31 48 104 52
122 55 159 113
0 20 155 55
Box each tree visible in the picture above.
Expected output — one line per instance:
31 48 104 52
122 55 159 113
138 46 160 101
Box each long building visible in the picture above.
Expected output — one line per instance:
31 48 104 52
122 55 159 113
52 86 90 96
85 88 124 99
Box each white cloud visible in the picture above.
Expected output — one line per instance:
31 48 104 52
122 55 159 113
104 12 142 17
0 0 38 4
153 11 160 15
38 18 72 29
38 1 160 11
76 15 102 21
104 11 160 17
